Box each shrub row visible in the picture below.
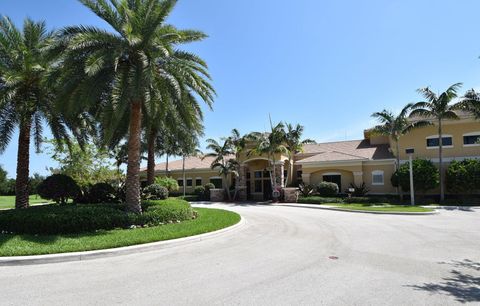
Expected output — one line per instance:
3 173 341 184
0 198 193 235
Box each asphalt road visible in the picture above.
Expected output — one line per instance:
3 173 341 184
1 204 479 305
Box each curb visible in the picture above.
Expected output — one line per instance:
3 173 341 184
274 203 438 215
0 216 246 267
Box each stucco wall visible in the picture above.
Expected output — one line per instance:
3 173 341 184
397 121 480 161
154 170 225 192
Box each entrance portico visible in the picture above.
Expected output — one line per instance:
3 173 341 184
236 157 287 201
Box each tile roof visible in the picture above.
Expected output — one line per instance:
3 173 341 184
143 140 394 172
298 139 393 163
141 155 234 173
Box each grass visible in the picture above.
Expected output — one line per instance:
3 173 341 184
0 195 50 210
0 207 240 256
325 203 434 213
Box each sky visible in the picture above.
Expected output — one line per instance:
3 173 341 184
1 0 480 177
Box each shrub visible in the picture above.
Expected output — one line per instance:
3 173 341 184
298 196 343 204
88 183 117 203
316 181 339 197
391 159 439 193
349 182 370 196
299 183 315 197
37 174 80 204
154 176 179 192
446 159 480 194
194 186 206 199
143 184 169 200
203 183 215 200
0 198 193 235
343 197 383 204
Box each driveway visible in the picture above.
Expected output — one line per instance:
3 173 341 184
1 204 479 305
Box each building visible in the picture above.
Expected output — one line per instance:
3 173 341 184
140 113 480 200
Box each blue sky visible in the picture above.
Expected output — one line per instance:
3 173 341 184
1 0 480 177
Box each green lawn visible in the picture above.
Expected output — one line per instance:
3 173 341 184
0 195 51 210
326 203 434 213
0 207 240 256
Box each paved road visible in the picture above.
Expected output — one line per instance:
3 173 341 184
1 204 479 305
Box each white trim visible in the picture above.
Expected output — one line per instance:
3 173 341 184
426 134 453 139
399 156 480 164
426 134 454 149
322 172 341 176
353 171 363 176
371 170 384 186
209 176 222 180
463 131 480 136
463 131 480 147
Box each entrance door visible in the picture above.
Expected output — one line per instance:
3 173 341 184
322 175 341 192
263 180 272 200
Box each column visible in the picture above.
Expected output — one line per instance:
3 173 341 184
353 171 363 186
301 173 311 185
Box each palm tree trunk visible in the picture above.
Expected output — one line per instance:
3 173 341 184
438 119 445 203
224 173 231 201
182 155 186 197
15 121 31 209
146 127 156 185
395 140 403 202
125 101 143 214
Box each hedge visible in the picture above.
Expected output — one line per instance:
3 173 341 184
0 198 193 235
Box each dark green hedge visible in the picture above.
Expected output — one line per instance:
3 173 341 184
0 198 193 235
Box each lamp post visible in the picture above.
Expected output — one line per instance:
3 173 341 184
406 148 415 205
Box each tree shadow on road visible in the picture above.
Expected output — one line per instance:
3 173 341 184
406 259 480 303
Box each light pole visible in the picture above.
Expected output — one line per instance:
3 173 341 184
406 148 415 205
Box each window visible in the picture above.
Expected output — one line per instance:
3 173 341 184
426 136 453 148
463 133 480 146
372 170 384 185
283 170 288 178
263 171 270 178
186 178 193 187
246 172 251 179
254 171 262 179
210 178 222 189
177 179 184 187
254 180 262 192
195 178 202 186
296 170 303 178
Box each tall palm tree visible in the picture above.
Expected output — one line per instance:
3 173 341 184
204 138 235 201
248 121 288 197
409 83 463 202
0 17 73 209
458 89 480 119
53 0 214 213
284 123 315 186
371 105 430 199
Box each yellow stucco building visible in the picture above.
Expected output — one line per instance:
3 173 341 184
141 113 480 200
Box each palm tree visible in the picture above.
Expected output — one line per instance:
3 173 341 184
371 105 430 199
409 83 463 202
458 89 480 119
54 0 214 213
204 138 235 201
248 121 288 198
284 123 315 186
0 17 73 209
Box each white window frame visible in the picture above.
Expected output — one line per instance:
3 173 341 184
426 134 453 149
371 170 384 186
463 131 480 147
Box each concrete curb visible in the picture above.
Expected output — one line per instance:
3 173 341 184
0 216 246 267
274 203 438 215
